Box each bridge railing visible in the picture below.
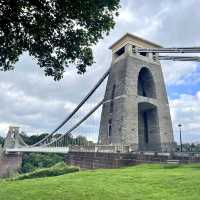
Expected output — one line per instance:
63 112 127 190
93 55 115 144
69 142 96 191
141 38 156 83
69 145 130 153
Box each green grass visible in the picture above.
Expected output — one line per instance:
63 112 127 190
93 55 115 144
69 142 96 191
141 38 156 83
1 164 200 200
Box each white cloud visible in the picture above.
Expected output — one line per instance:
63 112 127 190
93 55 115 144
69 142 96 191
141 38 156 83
118 6 136 23
0 123 11 137
137 7 170 38
162 61 198 85
170 91 200 142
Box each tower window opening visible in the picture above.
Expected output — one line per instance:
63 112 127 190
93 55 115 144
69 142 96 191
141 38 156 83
143 112 149 144
108 119 112 138
111 84 116 99
137 67 156 98
132 45 136 53
115 47 125 57
138 76 146 97
152 52 157 61
110 101 114 113
110 84 116 113
140 52 147 57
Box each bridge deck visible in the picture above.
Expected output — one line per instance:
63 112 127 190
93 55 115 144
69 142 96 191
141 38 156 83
5 147 70 154
5 145 130 154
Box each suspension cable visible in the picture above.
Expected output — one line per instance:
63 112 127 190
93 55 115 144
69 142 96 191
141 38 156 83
17 134 28 147
158 56 200 61
32 68 110 147
42 99 104 147
134 47 200 53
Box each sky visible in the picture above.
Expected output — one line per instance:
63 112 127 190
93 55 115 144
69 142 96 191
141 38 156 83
1 0 200 144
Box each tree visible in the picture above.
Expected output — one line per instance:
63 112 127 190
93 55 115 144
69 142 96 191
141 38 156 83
0 0 120 80
20 133 64 173
21 133 48 145
0 136 4 147
21 153 64 173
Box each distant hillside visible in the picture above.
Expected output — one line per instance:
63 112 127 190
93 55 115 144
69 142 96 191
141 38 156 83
0 164 200 200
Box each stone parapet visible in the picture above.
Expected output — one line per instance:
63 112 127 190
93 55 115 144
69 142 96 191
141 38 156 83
69 145 130 153
65 151 200 169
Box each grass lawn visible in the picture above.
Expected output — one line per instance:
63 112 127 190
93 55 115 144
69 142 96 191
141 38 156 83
0 164 200 200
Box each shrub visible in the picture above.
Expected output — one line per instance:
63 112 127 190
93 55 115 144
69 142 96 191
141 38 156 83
12 162 79 180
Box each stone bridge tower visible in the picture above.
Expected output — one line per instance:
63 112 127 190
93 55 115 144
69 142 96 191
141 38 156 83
0 126 23 178
4 126 21 149
98 33 174 152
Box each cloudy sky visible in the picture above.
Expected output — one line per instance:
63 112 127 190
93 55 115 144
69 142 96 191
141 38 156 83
1 0 200 144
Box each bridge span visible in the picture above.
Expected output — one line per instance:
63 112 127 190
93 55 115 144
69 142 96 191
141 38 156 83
5 147 70 154
5 145 130 154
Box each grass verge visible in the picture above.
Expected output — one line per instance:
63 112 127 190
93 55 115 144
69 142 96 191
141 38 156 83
0 164 200 200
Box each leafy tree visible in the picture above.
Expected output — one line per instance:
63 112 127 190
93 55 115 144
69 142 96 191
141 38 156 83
0 136 4 147
21 153 64 173
19 132 95 173
190 143 196 152
0 0 120 80
176 143 200 153
21 133 48 145
20 133 64 173
75 135 94 145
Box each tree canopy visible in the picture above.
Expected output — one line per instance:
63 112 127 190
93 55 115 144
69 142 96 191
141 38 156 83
0 0 120 80
21 133 48 145
0 135 4 147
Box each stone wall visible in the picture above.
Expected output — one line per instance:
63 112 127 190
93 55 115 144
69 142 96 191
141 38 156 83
0 152 22 178
65 151 200 169
65 152 136 169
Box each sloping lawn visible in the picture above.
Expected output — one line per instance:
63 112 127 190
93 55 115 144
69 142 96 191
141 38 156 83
0 164 200 200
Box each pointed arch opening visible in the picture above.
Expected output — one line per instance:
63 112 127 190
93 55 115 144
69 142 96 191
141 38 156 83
137 67 156 98
138 102 161 151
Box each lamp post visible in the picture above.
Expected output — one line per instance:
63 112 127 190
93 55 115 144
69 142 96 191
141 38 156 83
178 124 183 152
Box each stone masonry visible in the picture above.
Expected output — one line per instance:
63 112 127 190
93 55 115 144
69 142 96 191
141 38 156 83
0 126 23 178
0 151 22 178
98 33 175 152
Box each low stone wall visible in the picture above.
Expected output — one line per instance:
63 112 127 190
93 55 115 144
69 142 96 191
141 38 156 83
172 152 200 163
0 152 22 178
65 151 200 169
65 152 136 169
